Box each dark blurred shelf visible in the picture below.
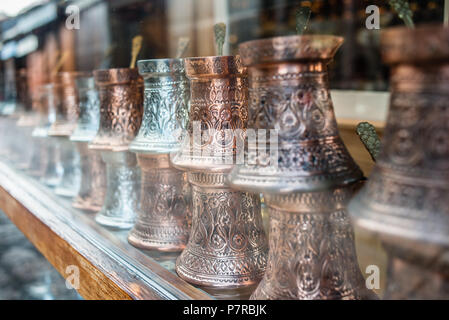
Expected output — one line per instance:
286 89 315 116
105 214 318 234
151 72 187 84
0 160 234 300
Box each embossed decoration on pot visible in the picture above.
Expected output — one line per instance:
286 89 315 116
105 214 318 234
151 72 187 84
348 24 449 299
172 56 268 287
27 84 54 177
227 35 374 300
70 76 106 212
251 183 376 300
228 35 363 194
89 68 143 229
128 59 192 251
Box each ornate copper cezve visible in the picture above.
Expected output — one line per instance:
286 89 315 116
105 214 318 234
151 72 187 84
172 55 268 287
349 24 449 299
127 58 192 251
70 75 106 212
228 35 373 299
28 84 53 177
89 68 143 229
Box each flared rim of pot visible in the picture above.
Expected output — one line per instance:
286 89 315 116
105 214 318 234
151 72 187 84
238 34 344 66
348 186 449 249
184 55 245 77
137 58 185 75
93 67 143 85
381 23 449 65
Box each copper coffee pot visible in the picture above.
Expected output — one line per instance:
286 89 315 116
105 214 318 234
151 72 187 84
172 55 268 287
36 82 63 188
70 75 106 212
349 24 449 299
89 68 143 229
48 72 83 197
228 35 373 299
127 58 192 251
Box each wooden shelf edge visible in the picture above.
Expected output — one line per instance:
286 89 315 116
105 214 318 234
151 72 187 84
0 161 211 300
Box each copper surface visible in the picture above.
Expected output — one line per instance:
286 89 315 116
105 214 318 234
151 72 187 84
349 24 449 299
128 58 191 251
90 68 143 229
228 35 363 194
90 68 143 152
71 76 106 212
48 72 86 137
172 56 268 287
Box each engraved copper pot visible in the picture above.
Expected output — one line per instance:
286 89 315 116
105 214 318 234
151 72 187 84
128 58 192 251
48 72 84 197
89 68 143 229
70 75 106 212
172 56 268 288
228 35 372 299
13 84 42 170
348 24 449 299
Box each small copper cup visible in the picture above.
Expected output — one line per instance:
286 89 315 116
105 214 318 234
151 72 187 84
89 68 143 229
228 35 372 299
172 56 268 287
70 75 106 212
128 58 192 251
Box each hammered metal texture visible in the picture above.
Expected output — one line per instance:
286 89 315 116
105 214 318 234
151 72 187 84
128 59 192 251
72 142 106 212
128 154 192 251
90 68 143 152
95 151 140 229
251 184 376 300
71 76 106 212
348 25 449 299
228 35 363 194
173 56 268 287
176 172 267 287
